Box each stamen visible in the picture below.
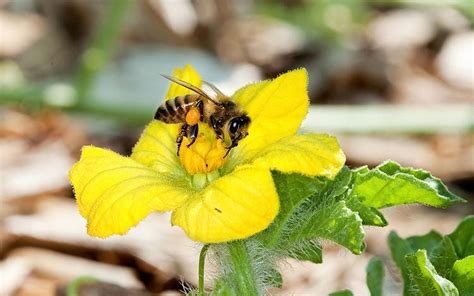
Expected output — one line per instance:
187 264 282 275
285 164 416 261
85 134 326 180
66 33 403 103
179 127 227 175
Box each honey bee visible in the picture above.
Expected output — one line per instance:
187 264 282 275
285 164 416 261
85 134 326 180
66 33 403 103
155 75 251 157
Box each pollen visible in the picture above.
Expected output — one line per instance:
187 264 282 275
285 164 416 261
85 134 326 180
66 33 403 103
185 108 201 125
179 127 227 175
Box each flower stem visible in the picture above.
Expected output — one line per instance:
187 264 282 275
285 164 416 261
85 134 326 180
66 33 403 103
199 244 210 296
227 240 259 295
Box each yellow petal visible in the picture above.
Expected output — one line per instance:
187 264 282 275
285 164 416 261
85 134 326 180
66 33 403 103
252 134 346 179
231 69 309 161
131 120 182 174
69 146 191 238
165 64 202 99
171 165 279 243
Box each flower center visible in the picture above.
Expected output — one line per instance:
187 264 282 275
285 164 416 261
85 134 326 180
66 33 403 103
179 127 227 175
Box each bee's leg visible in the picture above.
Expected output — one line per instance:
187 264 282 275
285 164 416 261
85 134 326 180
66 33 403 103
215 129 224 140
195 100 204 121
210 115 224 140
186 124 199 148
176 123 188 156
223 138 239 158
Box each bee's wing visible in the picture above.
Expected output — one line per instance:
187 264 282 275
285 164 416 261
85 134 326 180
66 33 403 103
161 74 221 106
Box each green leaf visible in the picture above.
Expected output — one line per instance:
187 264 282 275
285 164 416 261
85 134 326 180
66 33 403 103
260 171 325 247
430 237 459 278
345 196 387 226
388 231 415 295
352 160 465 209
389 230 459 291
449 256 474 296
367 257 384 296
286 201 365 254
406 230 444 254
329 289 354 296
448 216 474 259
287 240 323 264
323 166 353 200
405 250 459 296
404 231 458 277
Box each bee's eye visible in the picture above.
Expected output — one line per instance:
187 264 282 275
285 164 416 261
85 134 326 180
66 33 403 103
229 119 240 134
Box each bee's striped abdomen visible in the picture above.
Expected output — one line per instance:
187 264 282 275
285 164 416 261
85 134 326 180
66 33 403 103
154 94 199 123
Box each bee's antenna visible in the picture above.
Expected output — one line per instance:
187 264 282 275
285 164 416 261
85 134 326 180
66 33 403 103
161 74 221 106
202 80 226 98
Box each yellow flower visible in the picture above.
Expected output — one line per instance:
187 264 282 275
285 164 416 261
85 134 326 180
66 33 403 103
69 65 346 243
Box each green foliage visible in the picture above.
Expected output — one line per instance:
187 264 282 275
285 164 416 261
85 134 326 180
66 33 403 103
260 171 324 248
285 200 365 254
363 216 474 296
429 237 459 278
345 196 387 226
352 161 464 209
367 257 384 296
209 161 466 295
287 239 323 264
333 216 472 296
450 256 474 296
405 250 458 296
448 216 474 259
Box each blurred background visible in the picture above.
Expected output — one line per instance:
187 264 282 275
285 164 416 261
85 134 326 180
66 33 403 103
0 0 473 295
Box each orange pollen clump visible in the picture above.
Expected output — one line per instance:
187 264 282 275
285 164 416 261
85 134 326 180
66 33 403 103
185 108 201 125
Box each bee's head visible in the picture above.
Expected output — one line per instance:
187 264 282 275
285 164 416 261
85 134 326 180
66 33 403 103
226 114 251 145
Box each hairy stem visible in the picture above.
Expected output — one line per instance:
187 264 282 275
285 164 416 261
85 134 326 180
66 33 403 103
198 244 210 295
227 240 259 295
